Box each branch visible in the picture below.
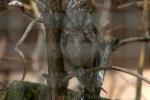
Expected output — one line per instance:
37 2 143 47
97 39 116 82
96 0 111 38
14 17 42 81
118 1 150 10
15 17 42 47
136 0 149 99
1 56 33 64
8 0 43 21
114 36 150 49
34 0 45 12
85 65 150 85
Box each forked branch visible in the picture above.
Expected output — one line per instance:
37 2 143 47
14 17 42 81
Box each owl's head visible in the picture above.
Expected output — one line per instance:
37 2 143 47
67 0 89 9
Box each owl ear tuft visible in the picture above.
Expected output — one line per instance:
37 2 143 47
67 0 77 9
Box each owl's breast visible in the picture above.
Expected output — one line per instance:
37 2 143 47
61 9 99 69
62 31 98 68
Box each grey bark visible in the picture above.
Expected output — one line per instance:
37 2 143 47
43 0 67 99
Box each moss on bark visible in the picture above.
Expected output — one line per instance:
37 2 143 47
1 81 47 100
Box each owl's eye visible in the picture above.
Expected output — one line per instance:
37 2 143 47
8 0 23 7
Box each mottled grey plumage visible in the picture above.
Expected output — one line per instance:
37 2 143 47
60 0 101 91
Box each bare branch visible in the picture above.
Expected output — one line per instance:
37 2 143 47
1 56 33 64
106 25 126 34
86 65 150 85
34 0 45 12
118 1 150 10
15 17 42 47
95 0 111 39
136 0 149 99
14 17 42 81
114 36 150 49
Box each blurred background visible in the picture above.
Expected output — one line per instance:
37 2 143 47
0 0 150 100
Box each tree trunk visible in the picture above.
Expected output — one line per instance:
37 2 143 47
43 0 67 100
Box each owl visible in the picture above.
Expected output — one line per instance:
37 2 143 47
60 0 102 95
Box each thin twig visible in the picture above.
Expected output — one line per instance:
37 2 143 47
97 0 111 38
8 1 42 21
34 0 45 12
85 65 150 85
118 1 150 10
1 56 33 63
24 9 43 22
14 17 42 81
106 25 126 34
62 64 150 94
115 36 150 49
136 0 149 99
15 17 42 47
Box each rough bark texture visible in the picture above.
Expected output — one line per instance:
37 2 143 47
43 0 67 99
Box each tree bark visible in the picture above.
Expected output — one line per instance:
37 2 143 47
43 0 67 100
